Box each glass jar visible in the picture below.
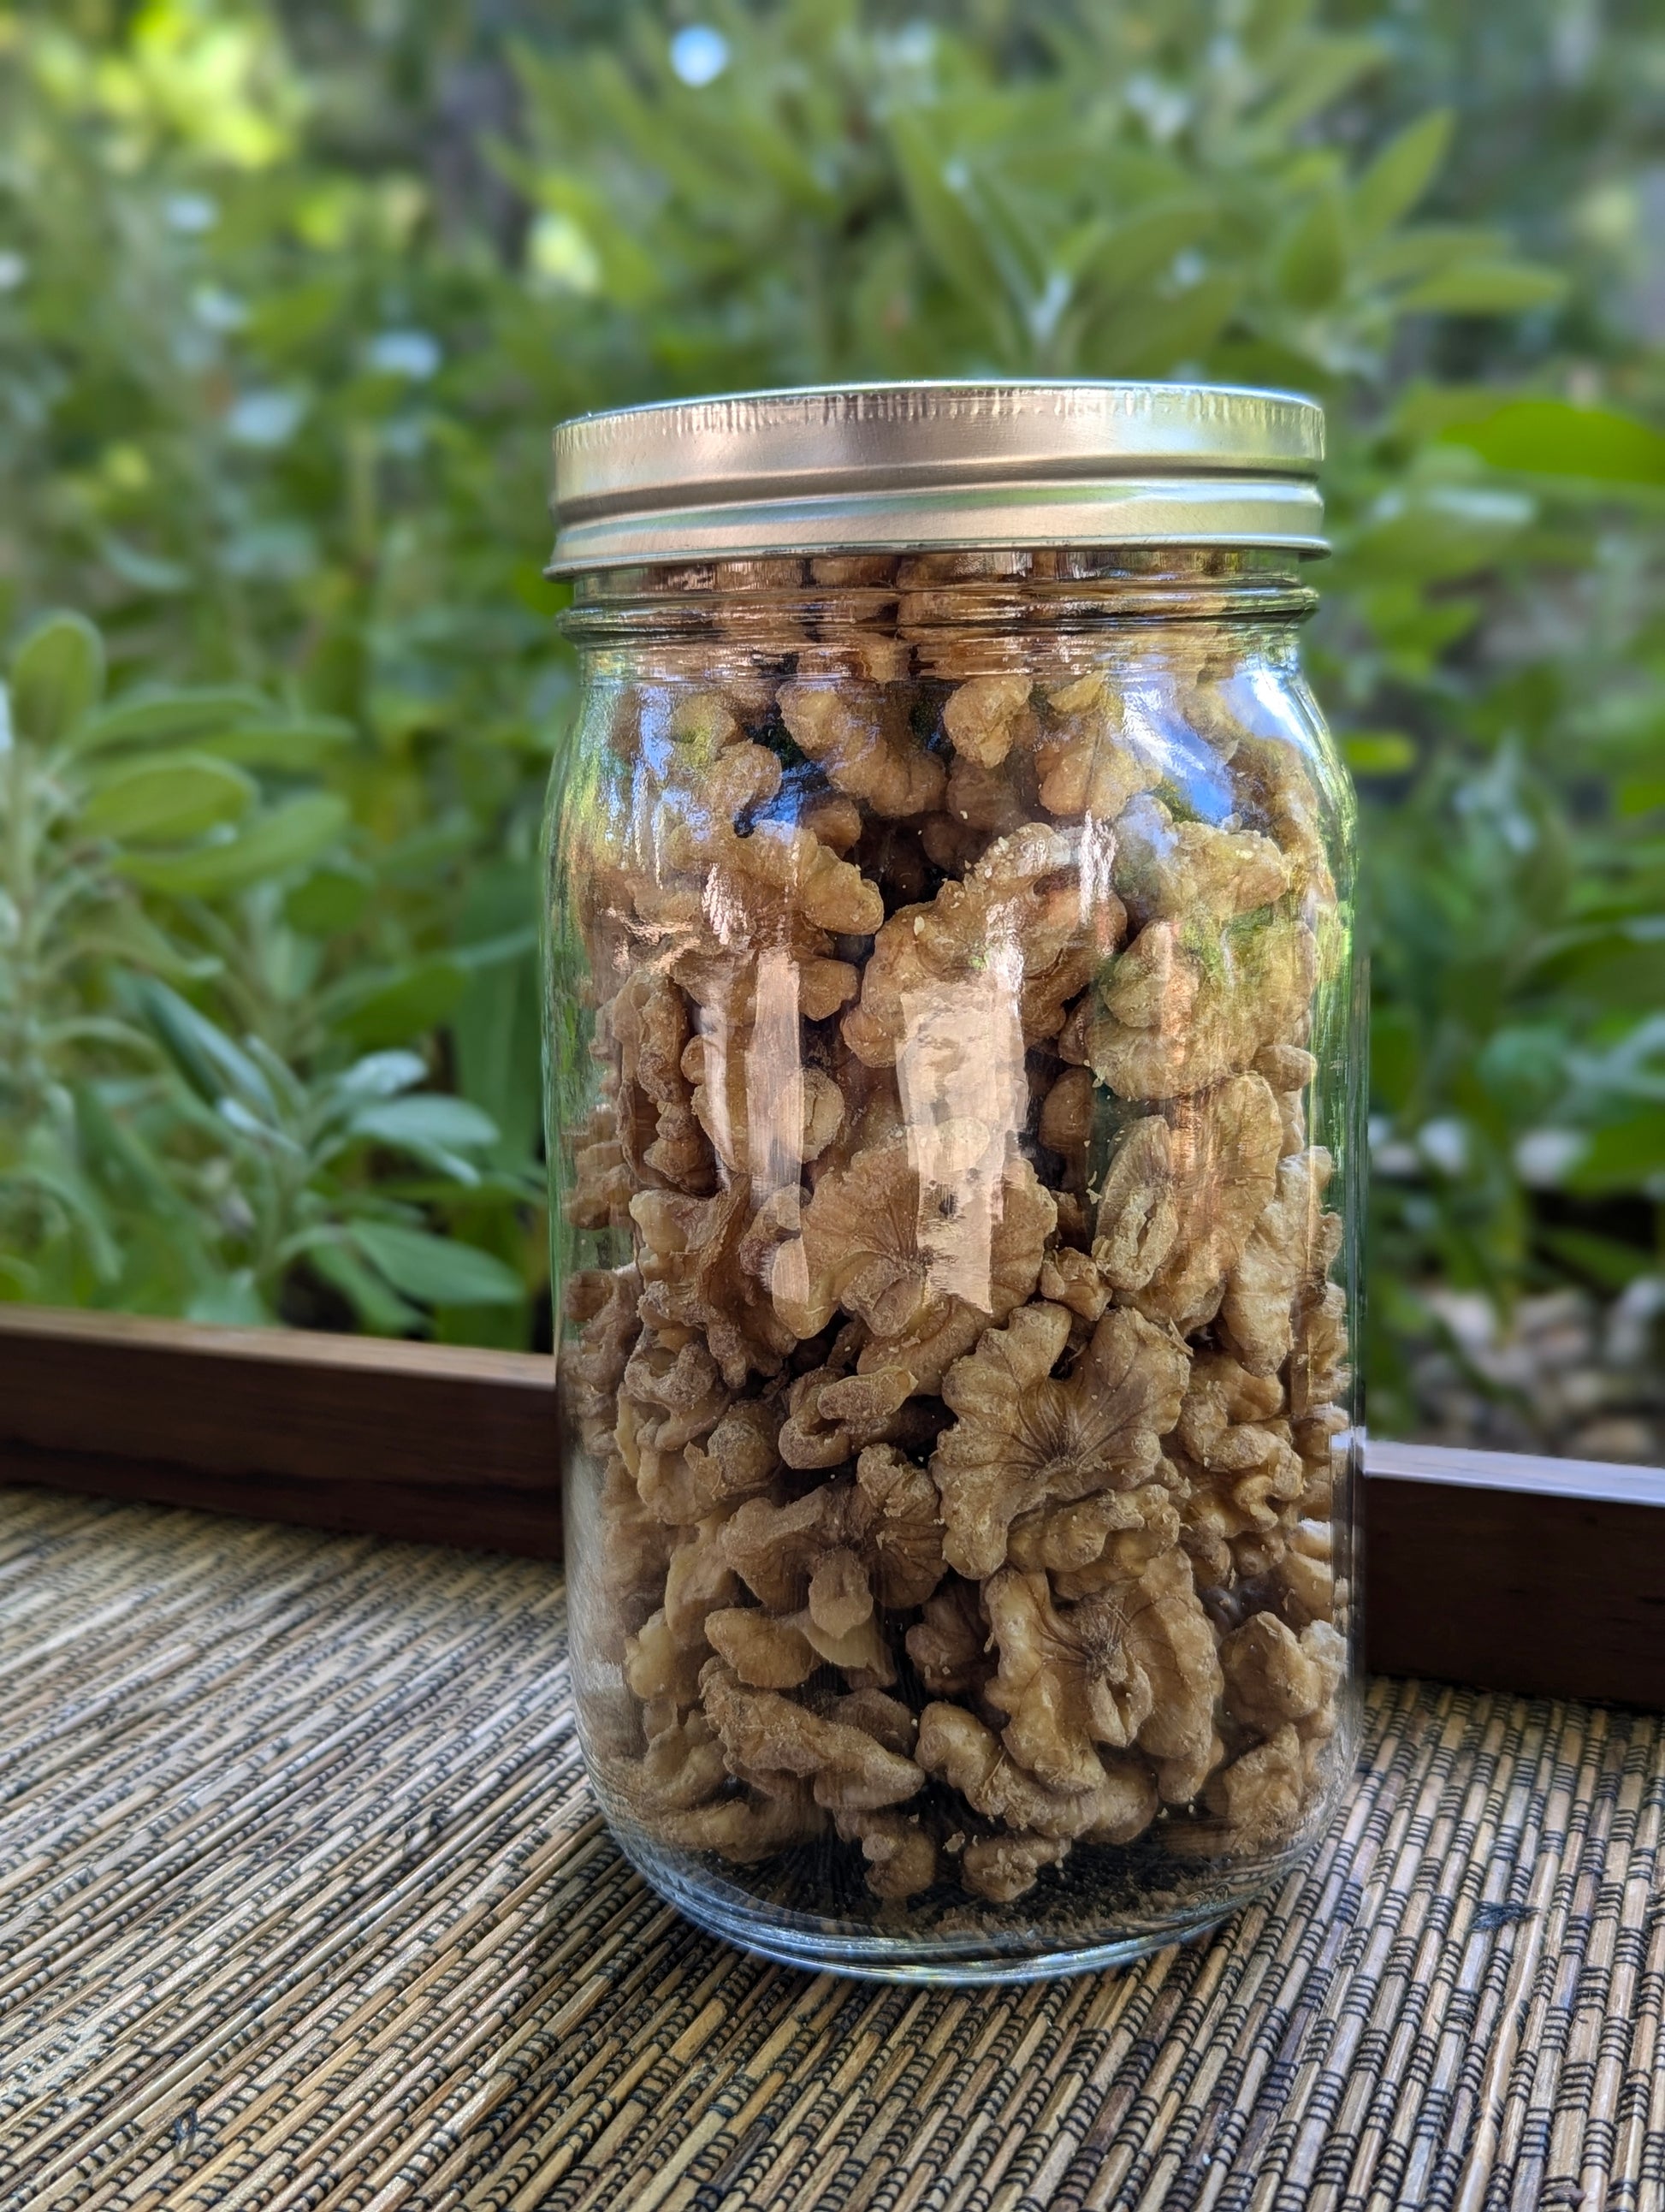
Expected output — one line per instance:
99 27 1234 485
543 383 1362 1983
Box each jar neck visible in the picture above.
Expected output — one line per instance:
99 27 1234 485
559 546 1317 657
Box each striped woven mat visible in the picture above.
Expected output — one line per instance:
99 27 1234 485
3 1489 1662 2212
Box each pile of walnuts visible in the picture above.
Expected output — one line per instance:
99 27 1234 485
562 554 1350 1908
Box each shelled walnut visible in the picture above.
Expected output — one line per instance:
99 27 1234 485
562 579 1352 1909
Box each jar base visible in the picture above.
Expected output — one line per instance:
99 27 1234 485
617 1829 1255 1985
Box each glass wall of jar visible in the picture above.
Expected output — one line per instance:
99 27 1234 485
543 386 1362 1982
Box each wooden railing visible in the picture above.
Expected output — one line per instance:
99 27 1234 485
3 1303 1660 1708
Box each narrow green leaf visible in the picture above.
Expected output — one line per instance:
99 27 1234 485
129 977 278 1118
1439 399 1665 485
10 613 105 746
119 793 349 898
1274 187 1347 310
70 686 269 755
349 1220 526 1307
1343 732 1418 774
320 958 468 1049
1395 261 1567 314
351 1095 501 1153
84 753 256 844
297 1236 424 1336
1350 110 1453 240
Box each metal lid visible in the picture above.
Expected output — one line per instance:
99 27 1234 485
548 380 1326 572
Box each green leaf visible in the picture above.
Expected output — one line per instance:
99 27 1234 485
350 1094 500 1153
1343 732 1418 774
320 958 468 1049
119 794 350 898
199 715 357 769
1438 400 1665 485
1350 110 1453 240
295 1235 424 1335
1273 187 1347 310
186 1273 270 1326
348 1220 525 1307
10 612 105 745
284 858 373 935
1100 274 1241 377
1254 34 1384 138
1395 261 1567 314
1565 1110 1665 1195
70 687 269 755
83 753 257 844
331 1051 429 1106
130 978 279 1119
888 116 1017 351
1538 1228 1658 1292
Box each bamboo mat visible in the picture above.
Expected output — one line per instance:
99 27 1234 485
3 1491 1662 2212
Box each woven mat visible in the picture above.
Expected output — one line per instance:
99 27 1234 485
3 1491 1662 2212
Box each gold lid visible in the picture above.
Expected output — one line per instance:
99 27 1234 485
548 380 1325 573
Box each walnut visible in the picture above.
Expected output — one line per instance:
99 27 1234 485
1171 1354 1306 1583
1254 1041 1318 1158
624 1707 732 1818
932 1302 1190 1579
1275 1518 1339 1628
1219 1148 1343 1377
778 1359 921 1469
1288 1279 1351 1470
1081 1120 1161 1290
915 1702 1156 1847
632 1180 797 1388
1081 909 1318 1100
983 1548 1221 1802
961 1835 1071 1902
842 824 1117 1069
1037 1244 1110 1320
680 1024 844 1182
941 674 1037 768
1111 792 1291 927
942 751 1033 838
720 1444 946 1628
835 1807 939 1899
565 1099 634 1231
564 1264 642 1450
595 1450 674 1632
606 968 712 1193
700 1661 925 1812
1219 1613 1340 1741
904 1579 991 1697
769 1134 1053 1393
1231 735 1336 908
1034 672 1164 820
632 1394 780 1526
1007 1481 1182 1598
1200 1723 1306 1850
1174 1354 1304 1519
777 680 946 818
1039 1064 1094 1178
1119 1076 1283 1337
624 1605 707 1715
657 1776 828 1864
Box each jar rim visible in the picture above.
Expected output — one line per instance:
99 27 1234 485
548 379 1327 574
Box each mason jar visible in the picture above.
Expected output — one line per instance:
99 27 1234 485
543 383 1362 1982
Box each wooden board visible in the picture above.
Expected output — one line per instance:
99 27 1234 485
3 1304 1662 1704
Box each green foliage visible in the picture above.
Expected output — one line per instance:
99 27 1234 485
0 0 1660 1427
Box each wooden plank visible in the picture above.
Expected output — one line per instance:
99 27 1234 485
0 1306 560 1557
1364 1443 1665 1710
2 1306 1661 1705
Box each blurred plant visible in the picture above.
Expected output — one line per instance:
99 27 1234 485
0 0 1659 1435
0 608 539 1330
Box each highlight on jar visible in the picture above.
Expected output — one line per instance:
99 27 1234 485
542 383 1364 1980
